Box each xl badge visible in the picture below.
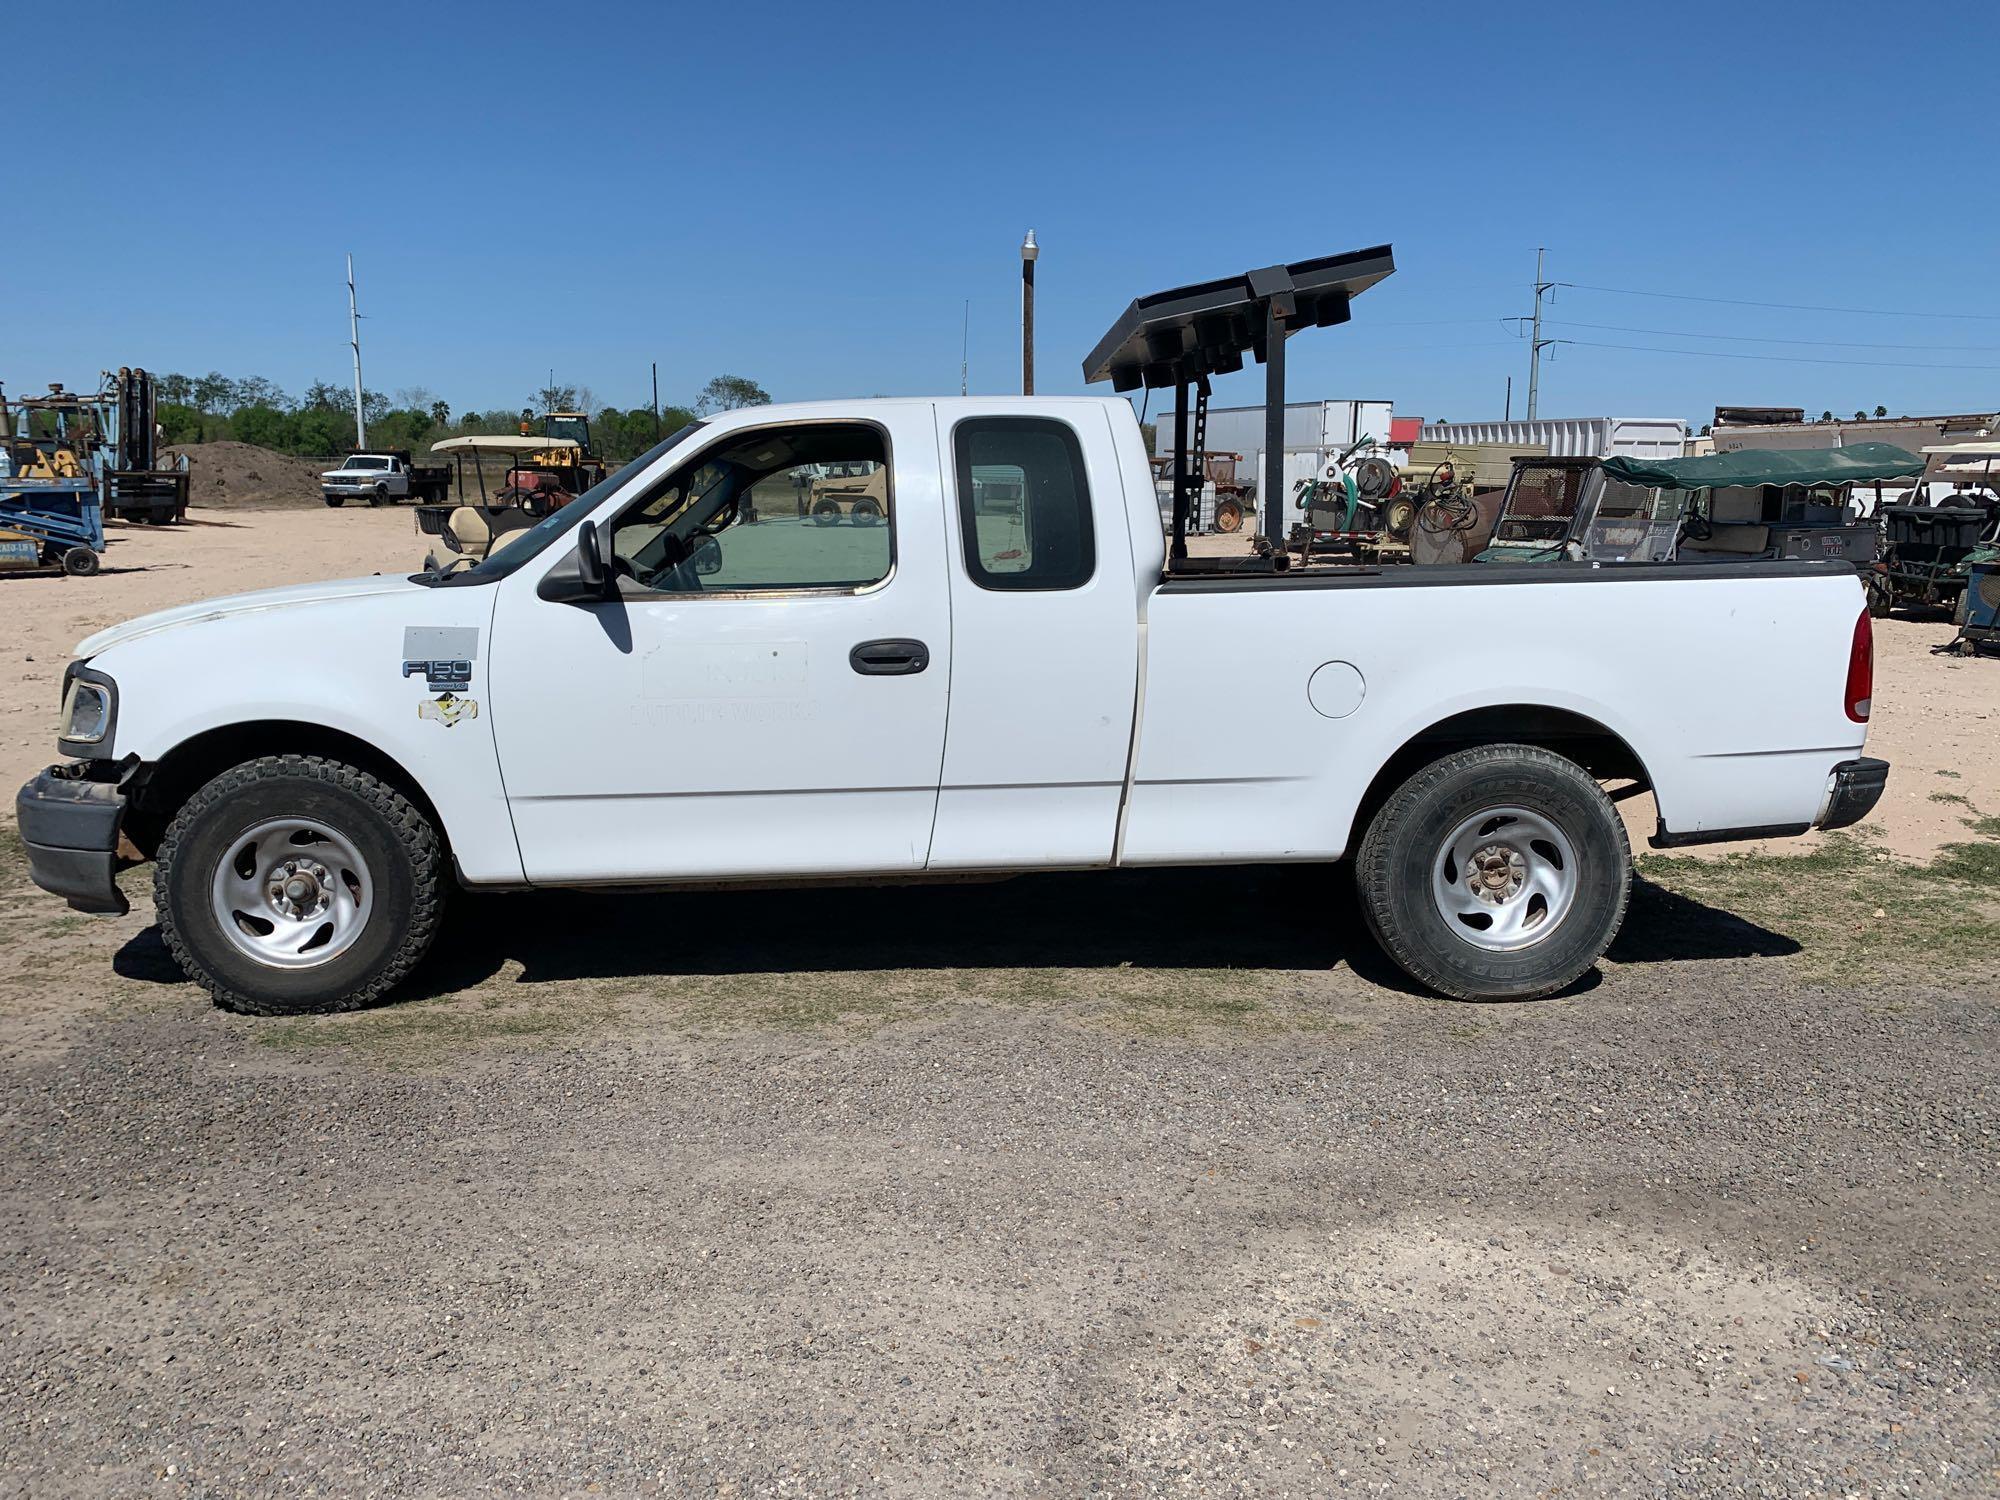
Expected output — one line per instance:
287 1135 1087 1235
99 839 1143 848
418 692 478 728
404 658 473 692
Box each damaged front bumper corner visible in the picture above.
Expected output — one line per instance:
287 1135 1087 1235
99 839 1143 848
15 764 131 916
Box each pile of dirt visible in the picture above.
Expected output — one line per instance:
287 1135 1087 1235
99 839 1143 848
165 442 331 510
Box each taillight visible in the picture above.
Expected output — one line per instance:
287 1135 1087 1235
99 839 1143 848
1845 606 1873 723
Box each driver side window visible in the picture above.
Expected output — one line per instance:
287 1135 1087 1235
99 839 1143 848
610 423 893 593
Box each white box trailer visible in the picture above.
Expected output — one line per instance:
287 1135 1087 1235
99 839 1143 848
1155 399 1394 531
1420 416 1686 460
1156 399 1394 478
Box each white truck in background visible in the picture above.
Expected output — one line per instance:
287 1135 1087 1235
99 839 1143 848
320 452 451 508
19 395 1886 1016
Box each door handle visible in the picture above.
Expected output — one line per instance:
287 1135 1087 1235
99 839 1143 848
850 638 930 676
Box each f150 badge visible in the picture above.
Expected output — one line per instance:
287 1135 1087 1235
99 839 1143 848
418 692 478 728
404 658 473 691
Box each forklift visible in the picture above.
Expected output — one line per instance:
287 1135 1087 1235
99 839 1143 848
1 370 191 525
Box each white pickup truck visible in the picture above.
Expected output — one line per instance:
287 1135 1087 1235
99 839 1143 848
18 396 1886 1015
320 452 450 508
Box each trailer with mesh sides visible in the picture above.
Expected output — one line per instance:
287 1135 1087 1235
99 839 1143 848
1869 503 1999 620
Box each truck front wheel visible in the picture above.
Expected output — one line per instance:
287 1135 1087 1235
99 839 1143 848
1356 744 1630 1000
153 755 444 1016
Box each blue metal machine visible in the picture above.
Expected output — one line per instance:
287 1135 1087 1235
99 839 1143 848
0 393 108 574
1950 560 2000 655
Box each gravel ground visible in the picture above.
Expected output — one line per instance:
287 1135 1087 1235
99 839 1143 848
1 864 1994 1498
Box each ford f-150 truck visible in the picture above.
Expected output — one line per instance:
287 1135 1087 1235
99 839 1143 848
18 396 1887 1015
321 451 451 508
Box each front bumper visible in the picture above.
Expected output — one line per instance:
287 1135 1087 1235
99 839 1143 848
16 766 130 915
1817 756 1890 832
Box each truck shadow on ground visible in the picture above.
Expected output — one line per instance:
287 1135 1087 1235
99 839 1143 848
110 869 1799 1006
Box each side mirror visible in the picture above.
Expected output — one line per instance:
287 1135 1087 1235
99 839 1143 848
576 519 607 593
690 534 722 575
536 519 618 604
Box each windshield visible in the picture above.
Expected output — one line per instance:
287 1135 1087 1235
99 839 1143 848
1493 464 1592 544
545 414 590 449
341 456 389 470
422 424 705 587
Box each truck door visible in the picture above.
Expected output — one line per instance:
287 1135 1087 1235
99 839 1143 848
928 406 1139 868
488 409 951 884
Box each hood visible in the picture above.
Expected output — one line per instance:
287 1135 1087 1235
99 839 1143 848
76 574 419 657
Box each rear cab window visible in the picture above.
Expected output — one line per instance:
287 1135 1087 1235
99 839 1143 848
952 417 1094 590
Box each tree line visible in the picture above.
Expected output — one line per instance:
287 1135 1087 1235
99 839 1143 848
151 372 771 462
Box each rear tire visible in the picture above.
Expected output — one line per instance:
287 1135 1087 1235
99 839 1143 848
1356 744 1630 1000
153 755 443 1016
62 547 100 576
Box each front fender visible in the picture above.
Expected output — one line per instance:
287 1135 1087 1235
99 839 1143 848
85 586 522 884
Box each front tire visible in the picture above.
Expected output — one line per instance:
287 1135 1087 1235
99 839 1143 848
1356 744 1630 1000
154 755 443 1015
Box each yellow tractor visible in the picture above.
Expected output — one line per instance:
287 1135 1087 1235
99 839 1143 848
505 409 608 507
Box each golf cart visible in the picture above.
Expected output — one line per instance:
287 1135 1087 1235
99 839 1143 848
1475 443 1924 567
415 434 592 560
1474 456 1674 565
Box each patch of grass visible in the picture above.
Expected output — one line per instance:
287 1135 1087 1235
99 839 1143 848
1936 769 1962 779
257 984 629 1065
1637 829 2000 984
1930 790 1972 807
249 957 1354 1065
0 826 30 895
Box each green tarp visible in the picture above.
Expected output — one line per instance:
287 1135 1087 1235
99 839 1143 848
1600 441 1925 491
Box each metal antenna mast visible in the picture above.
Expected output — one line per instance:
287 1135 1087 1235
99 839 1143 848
961 299 970 396
346 254 366 449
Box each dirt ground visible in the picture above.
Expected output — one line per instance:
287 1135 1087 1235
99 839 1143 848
1 506 1995 1496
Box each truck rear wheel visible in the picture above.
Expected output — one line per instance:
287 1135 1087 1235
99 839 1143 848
153 755 443 1016
1356 744 1630 1000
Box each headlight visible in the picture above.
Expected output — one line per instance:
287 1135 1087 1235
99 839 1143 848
62 675 112 746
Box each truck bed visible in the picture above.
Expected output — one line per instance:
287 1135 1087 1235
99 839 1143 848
1124 558 1867 863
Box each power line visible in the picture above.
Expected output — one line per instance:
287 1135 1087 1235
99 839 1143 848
1550 319 2000 353
1559 281 2000 322
1552 336 2000 372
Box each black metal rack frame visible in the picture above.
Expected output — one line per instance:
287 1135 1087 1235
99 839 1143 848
1082 246 1396 571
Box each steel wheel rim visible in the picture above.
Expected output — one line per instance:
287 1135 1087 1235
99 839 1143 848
1430 804 1579 952
208 817 372 970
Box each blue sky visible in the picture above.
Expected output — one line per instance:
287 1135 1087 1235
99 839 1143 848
11 0 1998 429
